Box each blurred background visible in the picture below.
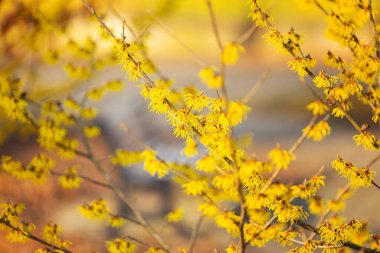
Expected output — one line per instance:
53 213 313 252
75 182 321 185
1 0 380 252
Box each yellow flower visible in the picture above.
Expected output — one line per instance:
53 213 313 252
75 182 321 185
308 197 324 215
83 125 101 138
80 107 97 120
199 67 223 89
110 149 143 167
106 238 137 253
107 215 125 228
181 138 198 157
303 120 331 141
263 28 288 54
275 230 300 246
212 174 237 192
59 166 82 189
227 101 251 126
7 229 29 243
42 223 61 244
184 93 209 112
64 64 90 79
274 201 308 224
288 55 316 77
331 155 374 188
196 156 217 173
325 51 346 69
79 199 109 221
63 98 81 111
306 100 329 115
225 242 238 253
268 145 295 169
328 200 345 212
249 5 272 28
86 88 104 101
353 132 378 151
222 43 245 65
38 121 66 150
215 212 240 235
144 248 166 253
166 207 184 223
182 180 207 196
242 172 265 193
141 149 169 178
105 80 124 91
209 98 226 112
331 107 345 118
313 70 338 88
198 202 219 217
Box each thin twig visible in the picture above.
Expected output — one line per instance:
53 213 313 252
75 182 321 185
288 238 344 249
368 0 380 59
308 183 351 240
51 171 112 189
78 133 174 253
242 70 269 104
188 215 204 253
205 0 223 51
261 115 318 193
0 218 72 253
296 220 378 253
125 235 151 248
149 15 207 67
236 24 260 45
204 0 229 102
366 153 380 168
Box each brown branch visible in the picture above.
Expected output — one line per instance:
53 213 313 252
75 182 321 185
242 70 269 104
51 171 112 189
261 115 319 193
188 215 204 253
77 132 174 253
296 220 379 253
0 218 72 253
205 0 223 51
236 24 260 45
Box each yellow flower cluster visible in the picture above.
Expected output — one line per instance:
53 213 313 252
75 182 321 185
302 120 331 141
290 175 325 199
106 238 136 253
306 100 329 116
199 67 223 89
273 200 308 224
0 202 35 244
166 207 184 223
1 154 54 184
319 219 362 245
331 156 374 188
110 149 143 167
215 212 240 236
182 180 208 196
181 138 198 157
79 199 110 221
0 76 28 122
288 56 316 77
275 230 299 246
244 222 279 247
59 166 82 189
141 149 169 178
222 43 245 65
42 223 70 249
268 145 295 170
353 132 379 151
248 0 273 28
